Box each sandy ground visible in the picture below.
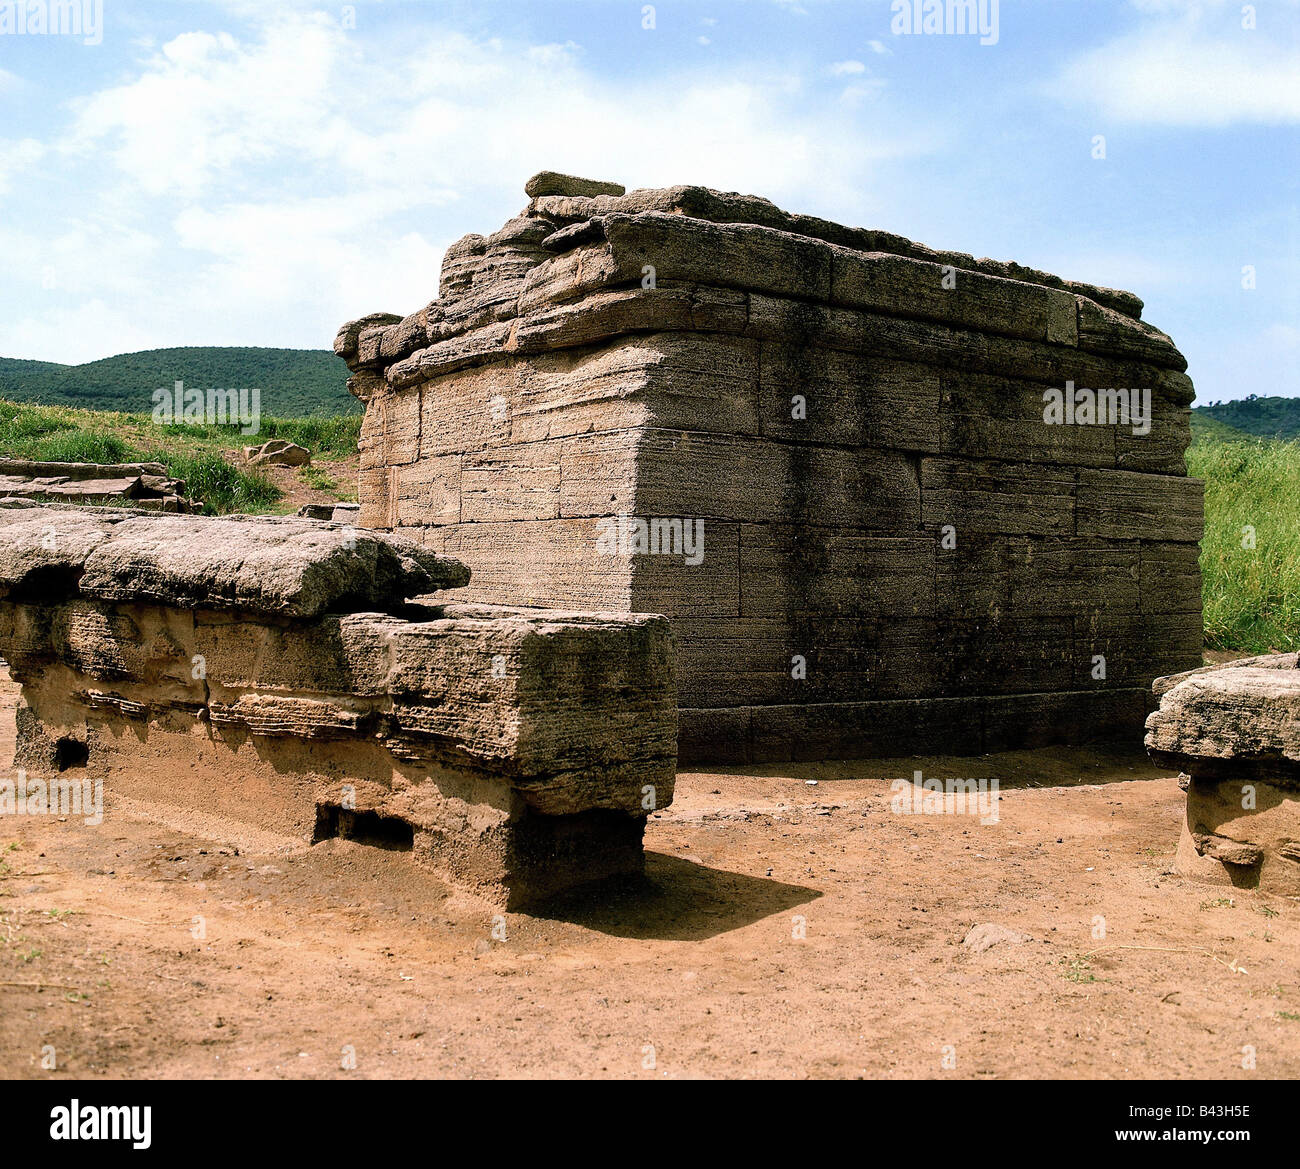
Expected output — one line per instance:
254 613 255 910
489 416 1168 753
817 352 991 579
1 670 1297 1081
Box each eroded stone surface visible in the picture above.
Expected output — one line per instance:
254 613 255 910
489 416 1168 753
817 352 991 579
0 505 470 617
245 440 311 467
524 171 626 199
339 172 1203 762
1146 656 1300 895
0 559 676 905
1146 662 1300 780
0 504 675 904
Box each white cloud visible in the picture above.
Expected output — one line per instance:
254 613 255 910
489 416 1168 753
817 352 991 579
867 40 890 55
0 139 44 195
828 59 866 76
0 299 165 368
172 192 454 310
1 12 935 362
67 21 338 197
1050 4 1300 125
837 80 888 108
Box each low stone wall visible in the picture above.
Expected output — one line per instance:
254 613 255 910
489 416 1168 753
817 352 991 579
1146 655 1300 895
0 458 195 512
0 505 676 906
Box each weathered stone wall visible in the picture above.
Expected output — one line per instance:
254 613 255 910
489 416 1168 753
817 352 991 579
339 173 1204 763
0 505 677 906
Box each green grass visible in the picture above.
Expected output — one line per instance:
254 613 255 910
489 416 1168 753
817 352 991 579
0 399 361 516
29 429 131 464
1188 432 1300 653
300 466 339 492
136 448 282 515
1059 955 1100 984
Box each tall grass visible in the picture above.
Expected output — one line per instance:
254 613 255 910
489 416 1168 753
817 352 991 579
256 415 361 457
135 448 281 515
147 415 361 458
0 399 358 516
31 430 131 464
1188 437 1300 653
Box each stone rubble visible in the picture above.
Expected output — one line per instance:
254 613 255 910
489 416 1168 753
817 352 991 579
0 458 195 512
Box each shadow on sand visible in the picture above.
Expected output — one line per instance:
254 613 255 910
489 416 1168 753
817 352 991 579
528 851 821 940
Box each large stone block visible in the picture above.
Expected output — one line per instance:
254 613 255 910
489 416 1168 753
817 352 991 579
920 457 1076 537
0 506 469 618
1076 469 1204 542
1147 659 1300 895
0 507 677 906
758 346 942 452
828 247 1079 346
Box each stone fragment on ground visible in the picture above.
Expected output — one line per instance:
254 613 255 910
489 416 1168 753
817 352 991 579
0 503 675 907
0 504 469 616
0 458 194 512
245 439 311 467
962 923 1033 952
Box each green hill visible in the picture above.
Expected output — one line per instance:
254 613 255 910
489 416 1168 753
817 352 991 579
0 357 66 378
1190 411 1253 444
0 347 357 417
1193 396 1300 441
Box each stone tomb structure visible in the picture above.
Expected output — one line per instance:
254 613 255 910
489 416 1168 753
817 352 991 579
0 505 676 906
338 173 1204 763
1147 655 1300 896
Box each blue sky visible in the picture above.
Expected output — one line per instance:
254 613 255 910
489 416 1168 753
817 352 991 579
0 0 1296 403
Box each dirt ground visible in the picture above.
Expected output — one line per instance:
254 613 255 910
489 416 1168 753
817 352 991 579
1 671 1297 1081
224 449 360 515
